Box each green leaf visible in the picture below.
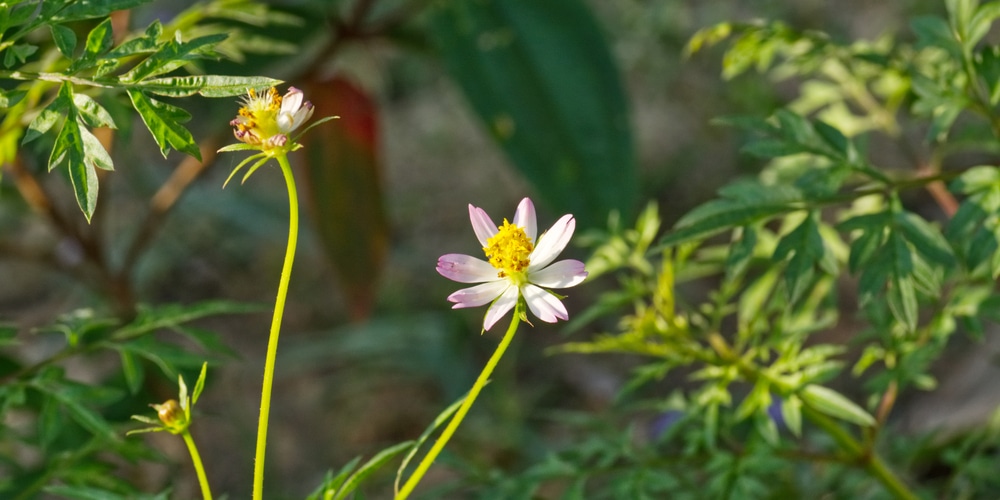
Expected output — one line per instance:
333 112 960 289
772 212 826 303
67 17 113 73
395 390 472 494
427 0 636 227
50 23 77 57
80 127 114 171
191 362 207 406
800 384 875 427
127 89 200 159
50 0 151 22
136 75 283 97
119 350 144 394
122 33 228 82
895 211 954 267
333 442 414 500
47 90 100 221
0 87 27 108
781 395 803 437
661 182 802 246
73 94 116 129
886 275 918 332
4 43 37 67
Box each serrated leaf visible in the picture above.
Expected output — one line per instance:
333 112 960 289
895 211 954 266
800 384 875 427
50 23 77 57
136 75 283 98
661 183 802 247
127 89 200 159
122 33 227 82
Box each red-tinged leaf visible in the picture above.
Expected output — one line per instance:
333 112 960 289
301 76 388 320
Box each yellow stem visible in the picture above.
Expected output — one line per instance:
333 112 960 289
182 430 213 500
252 153 299 500
396 310 522 499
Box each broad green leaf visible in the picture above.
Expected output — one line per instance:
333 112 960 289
47 91 100 221
427 0 636 227
23 102 68 144
50 23 77 57
127 89 200 159
302 77 388 320
800 384 875 427
135 75 283 98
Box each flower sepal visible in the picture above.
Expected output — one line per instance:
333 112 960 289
128 362 208 436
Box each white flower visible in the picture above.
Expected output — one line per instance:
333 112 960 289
437 197 588 330
230 86 315 151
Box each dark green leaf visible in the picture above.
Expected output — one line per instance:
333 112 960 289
4 43 38 67
427 0 636 227
119 350 144 394
49 0 151 22
127 89 200 159
67 17 113 73
895 211 954 267
0 88 27 108
50 23 77 57
887 275 918 332
772 212 826 303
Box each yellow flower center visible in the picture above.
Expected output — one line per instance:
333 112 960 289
234 87 283 144
484 219 533 281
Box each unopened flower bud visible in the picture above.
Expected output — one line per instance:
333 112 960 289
152 399 188 433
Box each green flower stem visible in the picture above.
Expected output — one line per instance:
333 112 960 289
252 153 299 500
182 430 213 500
802 405 917 500
396 310 523 500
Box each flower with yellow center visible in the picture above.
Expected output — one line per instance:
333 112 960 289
229 86 314 151
437 197 587 330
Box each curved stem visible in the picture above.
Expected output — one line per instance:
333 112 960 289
182 430 213 500
396 311 522 499
252 153 299 500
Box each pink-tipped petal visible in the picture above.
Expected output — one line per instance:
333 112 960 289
522 284 568 323
530 259 588 288
528 214 575 270
281 87 304 114
437 254 500 283
512 197 537 241
483 285 520 330
448 281 509 309
469 205 498 247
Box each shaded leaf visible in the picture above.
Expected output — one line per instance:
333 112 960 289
126 89 200 159
427 0 636 227
302 76 388 320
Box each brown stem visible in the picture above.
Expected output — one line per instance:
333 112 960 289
119 136 220 278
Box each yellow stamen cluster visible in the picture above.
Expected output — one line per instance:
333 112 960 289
484 219 534 280
232 87 283 147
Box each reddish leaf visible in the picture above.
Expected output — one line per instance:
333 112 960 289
301 76 388 320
